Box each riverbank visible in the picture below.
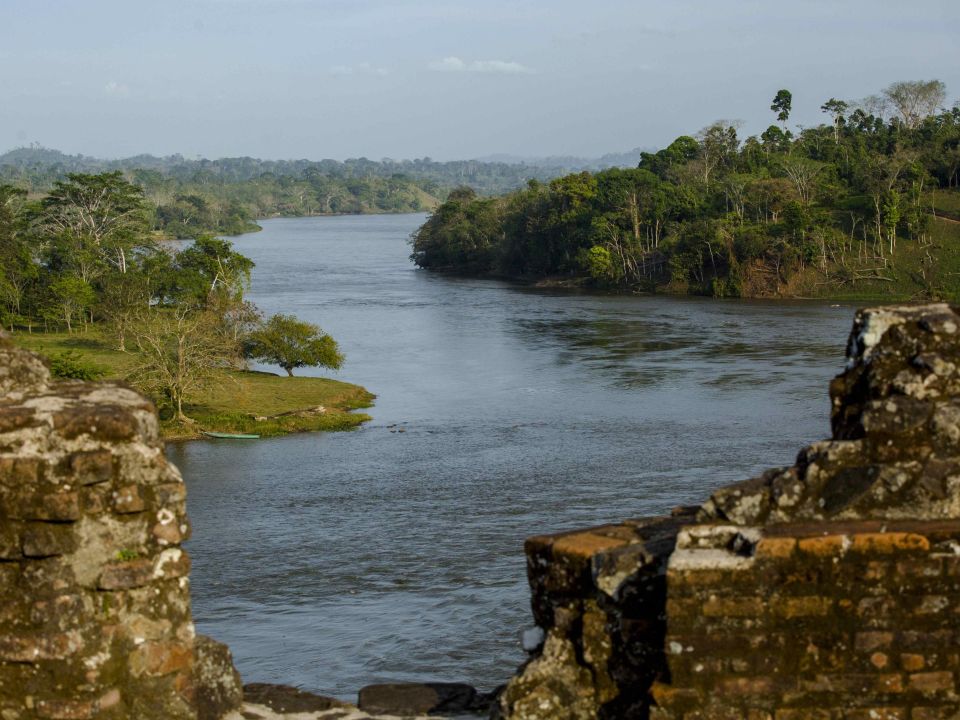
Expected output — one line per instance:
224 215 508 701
420 213 960 303
11 330 374 441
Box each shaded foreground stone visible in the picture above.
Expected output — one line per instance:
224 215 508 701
358 683 494 715
0 335 241 719
502 304 960 719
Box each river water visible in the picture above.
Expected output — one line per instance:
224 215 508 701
167 213 855 700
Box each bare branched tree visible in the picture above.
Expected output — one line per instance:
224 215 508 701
128 307 234 423
883 80 947 129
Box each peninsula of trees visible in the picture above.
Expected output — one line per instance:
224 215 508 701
411 80 960 300
0 172 371 439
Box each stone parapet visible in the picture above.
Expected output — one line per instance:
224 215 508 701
0 337 238 719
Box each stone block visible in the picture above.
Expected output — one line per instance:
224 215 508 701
243 683 347 714
193 635 242 720
67 451 114 486
21 523 76 558
908 671 956 694
358 682 482 715
855 631 895 652
129 640 193 677
34 699 95 720
98 559 155 590
112 485 145 514
850 533 930 554
902 654 926 671
755 537 798 559
772 595 832 619
797 535 850 556
702 596 765 618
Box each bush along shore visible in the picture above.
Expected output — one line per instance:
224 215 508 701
411 80 960 302
12 329 374 441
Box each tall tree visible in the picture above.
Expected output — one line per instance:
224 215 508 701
820 98 849 144
39 172 151 278
771 89 793 130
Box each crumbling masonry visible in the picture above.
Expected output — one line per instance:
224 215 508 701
502 304 960 719
0 337 240 720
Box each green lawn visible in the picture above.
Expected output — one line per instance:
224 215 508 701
12 329 374 441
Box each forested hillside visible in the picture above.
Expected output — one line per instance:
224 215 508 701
0 148 622 239
0 150 451 238
412 81 960 301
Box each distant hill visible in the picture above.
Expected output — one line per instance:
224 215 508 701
474 147 649 171
0 145 649 197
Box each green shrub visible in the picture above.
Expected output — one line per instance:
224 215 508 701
48 351 108 381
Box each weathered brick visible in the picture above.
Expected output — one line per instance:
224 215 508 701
98 559 154 590
863 560 889 581
35 699 95 720
112 484 145 514
152 520 185 545
802 673 904 694
774 595 832 618
129 640 192 677
702 596 765 618
0 522 21 559
1 488 81 522
911 706 960 719
67 450 114 485
856 631 895 652
0 456 43 485
849 532 930 554
895 558 942 578
21 523 76 557
916 595 950 614
845 710 906 720
774 710 834 719
0 632 81 662
713 676 777 696
901 653 926 671
551 531 628 559
798 535 849 556
755 537 798 559
908 671 955 694
649 682 701 711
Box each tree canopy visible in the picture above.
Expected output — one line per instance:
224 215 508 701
412 79 960 300
244 314 344 377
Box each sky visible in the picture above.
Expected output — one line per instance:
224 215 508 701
1 0 958 162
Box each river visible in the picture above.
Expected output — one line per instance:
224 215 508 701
166 213 855 700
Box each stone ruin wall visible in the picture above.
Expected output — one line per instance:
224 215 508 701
0 337 239 720
501 304 960 720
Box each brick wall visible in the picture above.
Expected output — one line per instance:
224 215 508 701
501 304 960 719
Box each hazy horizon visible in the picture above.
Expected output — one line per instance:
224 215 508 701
3 0 958 162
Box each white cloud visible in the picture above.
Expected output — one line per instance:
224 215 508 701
103 80 129 96
428 56 535 75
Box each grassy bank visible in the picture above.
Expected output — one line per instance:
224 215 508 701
783 214 960 302
12 330 374 442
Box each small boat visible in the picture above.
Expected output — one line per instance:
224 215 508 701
201 431 260 440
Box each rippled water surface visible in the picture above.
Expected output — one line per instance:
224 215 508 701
167 214 855 699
